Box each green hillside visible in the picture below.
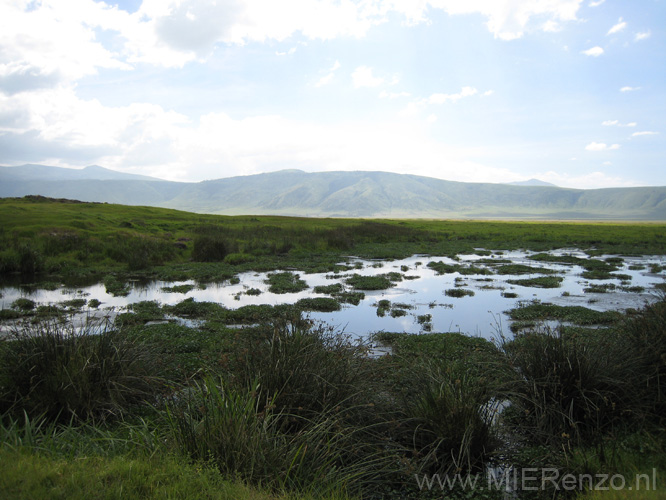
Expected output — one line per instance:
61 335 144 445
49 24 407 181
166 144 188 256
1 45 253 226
1 166 665 220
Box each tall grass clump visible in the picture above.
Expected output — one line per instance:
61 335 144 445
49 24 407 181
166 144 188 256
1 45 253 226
0 319 163 423
403 363 497 475
620 295 666 423
166 320 399 496
192 225 231 262
501 326 635 446
226 319 372 424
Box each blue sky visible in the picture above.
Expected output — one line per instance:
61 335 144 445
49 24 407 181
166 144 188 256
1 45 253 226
0 0 664 188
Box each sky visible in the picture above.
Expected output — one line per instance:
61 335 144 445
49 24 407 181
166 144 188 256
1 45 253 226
0 0 664 188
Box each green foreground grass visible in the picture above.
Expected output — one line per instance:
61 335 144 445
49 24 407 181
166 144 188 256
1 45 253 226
0 447 295 500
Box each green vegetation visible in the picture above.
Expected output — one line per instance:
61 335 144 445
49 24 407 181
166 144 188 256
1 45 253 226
494 263 559 275
161 283 195 294
265 272 308 294
2 198 666 498
444 288 475 298
295 297 342 312
1 297 665 498
506 302 622 333
507 276 564 288
427 260 493 276
345 273 394 290
1 197 664 286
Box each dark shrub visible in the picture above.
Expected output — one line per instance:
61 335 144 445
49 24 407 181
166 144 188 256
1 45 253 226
192 235 228 262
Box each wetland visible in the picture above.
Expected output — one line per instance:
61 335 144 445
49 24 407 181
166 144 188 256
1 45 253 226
1 197 666 499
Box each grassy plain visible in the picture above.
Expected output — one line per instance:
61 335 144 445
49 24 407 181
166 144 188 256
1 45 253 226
1 196 664 284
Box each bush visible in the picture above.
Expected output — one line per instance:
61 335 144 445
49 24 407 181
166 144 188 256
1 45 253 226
0 320 163 423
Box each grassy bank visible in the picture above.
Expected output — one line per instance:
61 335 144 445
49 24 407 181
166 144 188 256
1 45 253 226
1 196 664 284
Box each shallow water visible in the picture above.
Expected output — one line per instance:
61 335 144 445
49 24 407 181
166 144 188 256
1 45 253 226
1 250 664 339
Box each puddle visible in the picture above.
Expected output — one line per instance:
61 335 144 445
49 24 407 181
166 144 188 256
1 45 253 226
1 250 664 339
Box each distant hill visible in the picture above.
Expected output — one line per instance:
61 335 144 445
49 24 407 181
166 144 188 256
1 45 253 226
0 164 162 182
508 179 557 187
0 165 664 220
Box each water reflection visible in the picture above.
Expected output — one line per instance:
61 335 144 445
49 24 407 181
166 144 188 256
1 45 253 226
1 251 664 339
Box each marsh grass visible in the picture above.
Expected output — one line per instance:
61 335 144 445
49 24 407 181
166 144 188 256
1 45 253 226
507 276 564 288
445 288 475 298
0 319 164 423
266 272 309 294
507 302 622 325
345 273 394 290
295 297 341 312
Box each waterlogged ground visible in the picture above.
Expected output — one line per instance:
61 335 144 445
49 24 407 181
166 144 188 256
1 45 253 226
1 249 664 339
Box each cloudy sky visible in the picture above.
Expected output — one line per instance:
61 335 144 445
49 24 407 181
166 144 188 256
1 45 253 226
0 0 664 188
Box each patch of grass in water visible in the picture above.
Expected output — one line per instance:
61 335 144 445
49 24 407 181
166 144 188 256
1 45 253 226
62 298 87 309
584 283 617 293
12 298 36 311
417 314 432 324
445 288 475 298
427 261 493 276
506 302 622 326
165 297 226 318
374 299 391 317
295 297 341 312
335 291 365 305
265 272 308 294
495 264 559 275
161 284 195 294
313 283 343 294
507 276 563 288
346 274 394 290
103 274 130 297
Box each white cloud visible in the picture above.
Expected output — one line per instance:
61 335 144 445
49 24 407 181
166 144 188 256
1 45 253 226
0 83 523 184
632 131 659 137
379 91 411 99
428 86 478 104
315 60 341 87
635 30 651 42
543 20 562 32
405 0 584 41
585 142 620 151
0 0 133 86
588 0 606 7
352 66 385 88
539 171 638 189
607 17 626 35
603 120 637 127
276 47 297 56
620 86 641 92
582 46 604 57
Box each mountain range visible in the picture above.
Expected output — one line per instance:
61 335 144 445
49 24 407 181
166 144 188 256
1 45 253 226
1 164 665 220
